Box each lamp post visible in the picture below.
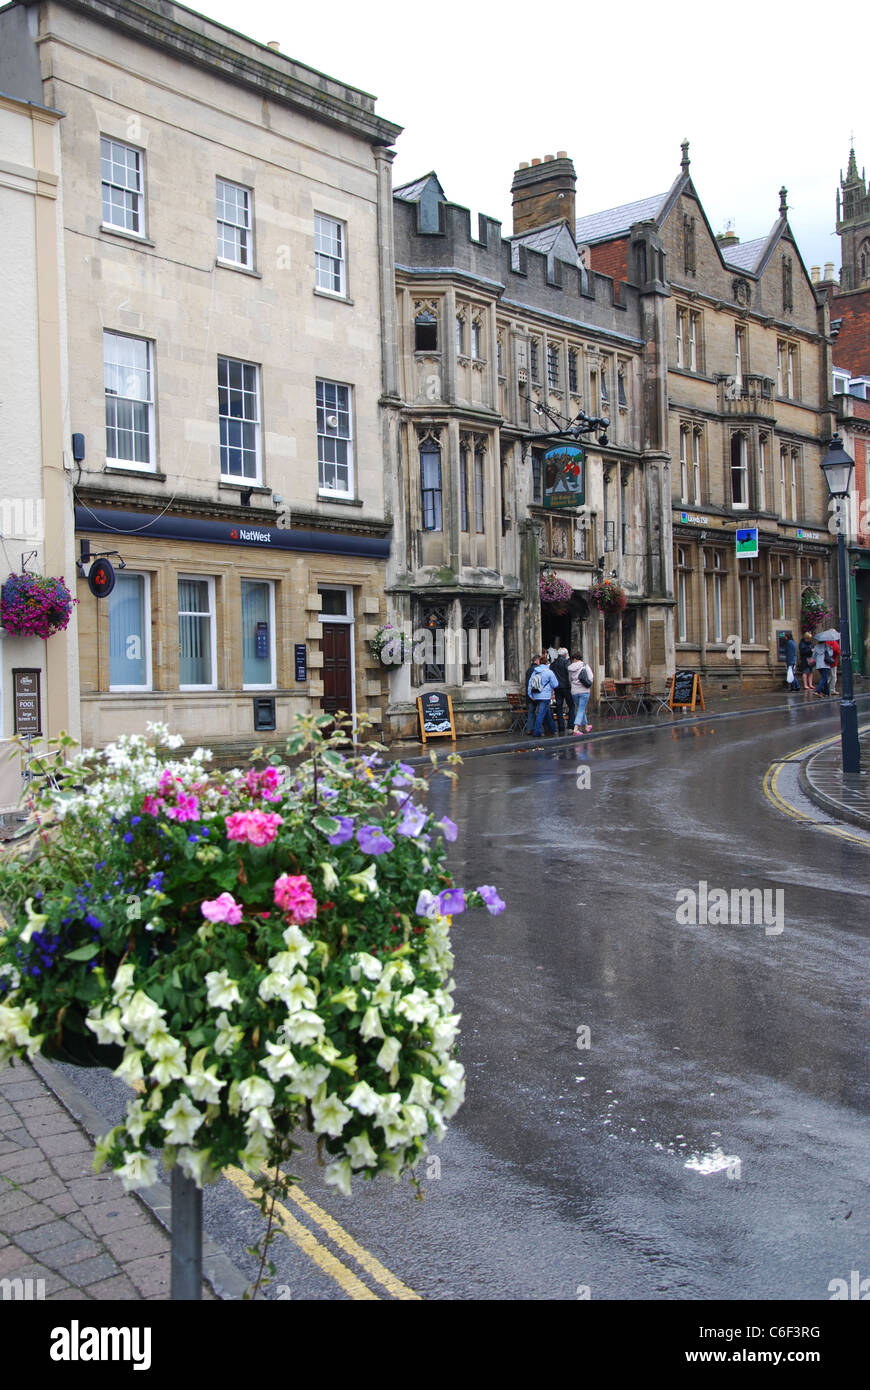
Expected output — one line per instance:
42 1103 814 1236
820 434 861 776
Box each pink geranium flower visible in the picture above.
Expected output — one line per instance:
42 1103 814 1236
273 874 318 924
142 794 164 817
165 792 200 822
225 810 284 846
200 892 243 925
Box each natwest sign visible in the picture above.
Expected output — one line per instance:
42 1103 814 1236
230 526 271 544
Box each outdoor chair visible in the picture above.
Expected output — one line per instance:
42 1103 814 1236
507 692 529 734
599 680 624 719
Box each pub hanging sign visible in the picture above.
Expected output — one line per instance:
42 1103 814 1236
543 446 585 509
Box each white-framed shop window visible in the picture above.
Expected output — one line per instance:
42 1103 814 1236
241 579 276 688
178 575 217 689
108 571 152 690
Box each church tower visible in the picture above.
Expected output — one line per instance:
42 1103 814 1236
837 147 870 290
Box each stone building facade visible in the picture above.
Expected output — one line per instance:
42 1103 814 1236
0 0 400 754
0 87 79 802
383 155 673 739
579 144 836 691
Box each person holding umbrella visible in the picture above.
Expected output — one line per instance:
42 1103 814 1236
815 628 841 696
813 633 832 696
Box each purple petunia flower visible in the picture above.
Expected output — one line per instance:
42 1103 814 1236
357 824 395 856
437 816 458 843
477 885 506 915
390 761 417 788
436 888 466 916
327 816 355 846
396 803 427 838
415 889 438 919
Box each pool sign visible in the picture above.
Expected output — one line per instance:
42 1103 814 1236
735 527 758 557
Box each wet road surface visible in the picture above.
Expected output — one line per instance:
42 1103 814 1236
64 700 870 1300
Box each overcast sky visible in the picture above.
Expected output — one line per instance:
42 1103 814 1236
200 0 862 279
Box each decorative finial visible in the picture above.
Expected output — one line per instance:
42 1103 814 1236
680 139 690 175
779 186 788 217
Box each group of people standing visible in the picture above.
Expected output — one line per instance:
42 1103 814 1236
784 631 840 697
524 648 594 737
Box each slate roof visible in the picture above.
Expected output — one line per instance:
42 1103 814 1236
720 237 768 272
394 173 442 202
575 193 668 245
510 223 563 255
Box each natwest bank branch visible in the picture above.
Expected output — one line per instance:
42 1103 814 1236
75 503 390 757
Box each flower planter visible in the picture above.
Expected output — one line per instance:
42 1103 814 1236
0 573 76 639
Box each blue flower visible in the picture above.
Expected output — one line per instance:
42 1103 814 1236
436 888 466 916
123 832 134 844
147 872 165 891
396 803 427 838
437 816 458 843
356 824 395 856
327 816 355 846
477 884 506 915
130 816 141 826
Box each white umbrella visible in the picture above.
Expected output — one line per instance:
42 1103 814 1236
815 629 840 642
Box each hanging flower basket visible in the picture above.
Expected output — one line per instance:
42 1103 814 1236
0 573 76 639
799 587 832 635
539 572 573 606
367 623 409 667
591 581 627 615
0 718 504 1207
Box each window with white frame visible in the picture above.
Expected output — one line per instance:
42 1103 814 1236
779 444 788 516
676 307 700 370
688 312 698 371
711 550 724 641
471 320 483 361
734 325 745 388
790 448 799 521
777 339 798 397
741 571 757 643
104 332 154 469
692 427 702 505
216 179 252 268
730 433 748 508
218 357 260 480
758 434 767 511
108 572 151 689
314 214 346 296
679 425 689 502
101 137 143 234
241 579 275 688
676 547 689 642
178 576 216 688
316 379 353 495
774 556 789 619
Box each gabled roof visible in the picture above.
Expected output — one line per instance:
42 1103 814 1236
510 220 582 274
394 172 445 203
510 222 564 255
721 237 768 272
575 192 668 245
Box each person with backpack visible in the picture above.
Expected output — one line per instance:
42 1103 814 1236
550 647 573 733
526 654 558 737
568 651 594 734
827 638 840 693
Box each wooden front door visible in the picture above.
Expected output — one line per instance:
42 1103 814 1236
320 623 353 716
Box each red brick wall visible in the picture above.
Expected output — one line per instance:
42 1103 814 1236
588 238 628 285
831 288 870 376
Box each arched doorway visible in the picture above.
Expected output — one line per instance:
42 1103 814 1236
541 593 592 660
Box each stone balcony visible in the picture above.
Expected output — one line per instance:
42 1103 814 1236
715 373 776 418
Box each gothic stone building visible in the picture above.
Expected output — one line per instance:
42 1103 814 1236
0 0 400 754
579 144 835 691
383 155 673 738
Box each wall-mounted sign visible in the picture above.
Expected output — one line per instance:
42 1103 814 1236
294 644 307 682
417 692 455 743
76 507 390 559
543 446 585 509
735 527 759 557
255 621 268 660
12 668 41 736
87 557 116 598
680 512 710 526
796 529 821 541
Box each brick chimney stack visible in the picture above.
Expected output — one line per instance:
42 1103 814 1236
511 152 576 235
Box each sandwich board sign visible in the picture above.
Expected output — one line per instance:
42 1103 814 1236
669 669 706 711
417 692 455 744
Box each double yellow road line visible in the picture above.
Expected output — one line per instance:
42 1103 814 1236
762 730 870 847
227 1165 421 1301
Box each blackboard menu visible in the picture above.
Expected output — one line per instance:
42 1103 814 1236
669 669 705 710
417 692 455 742
294 643 307 682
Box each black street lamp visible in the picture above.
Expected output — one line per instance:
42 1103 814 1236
820 434 861 776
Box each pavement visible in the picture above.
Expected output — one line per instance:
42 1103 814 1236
1 680 868 1302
